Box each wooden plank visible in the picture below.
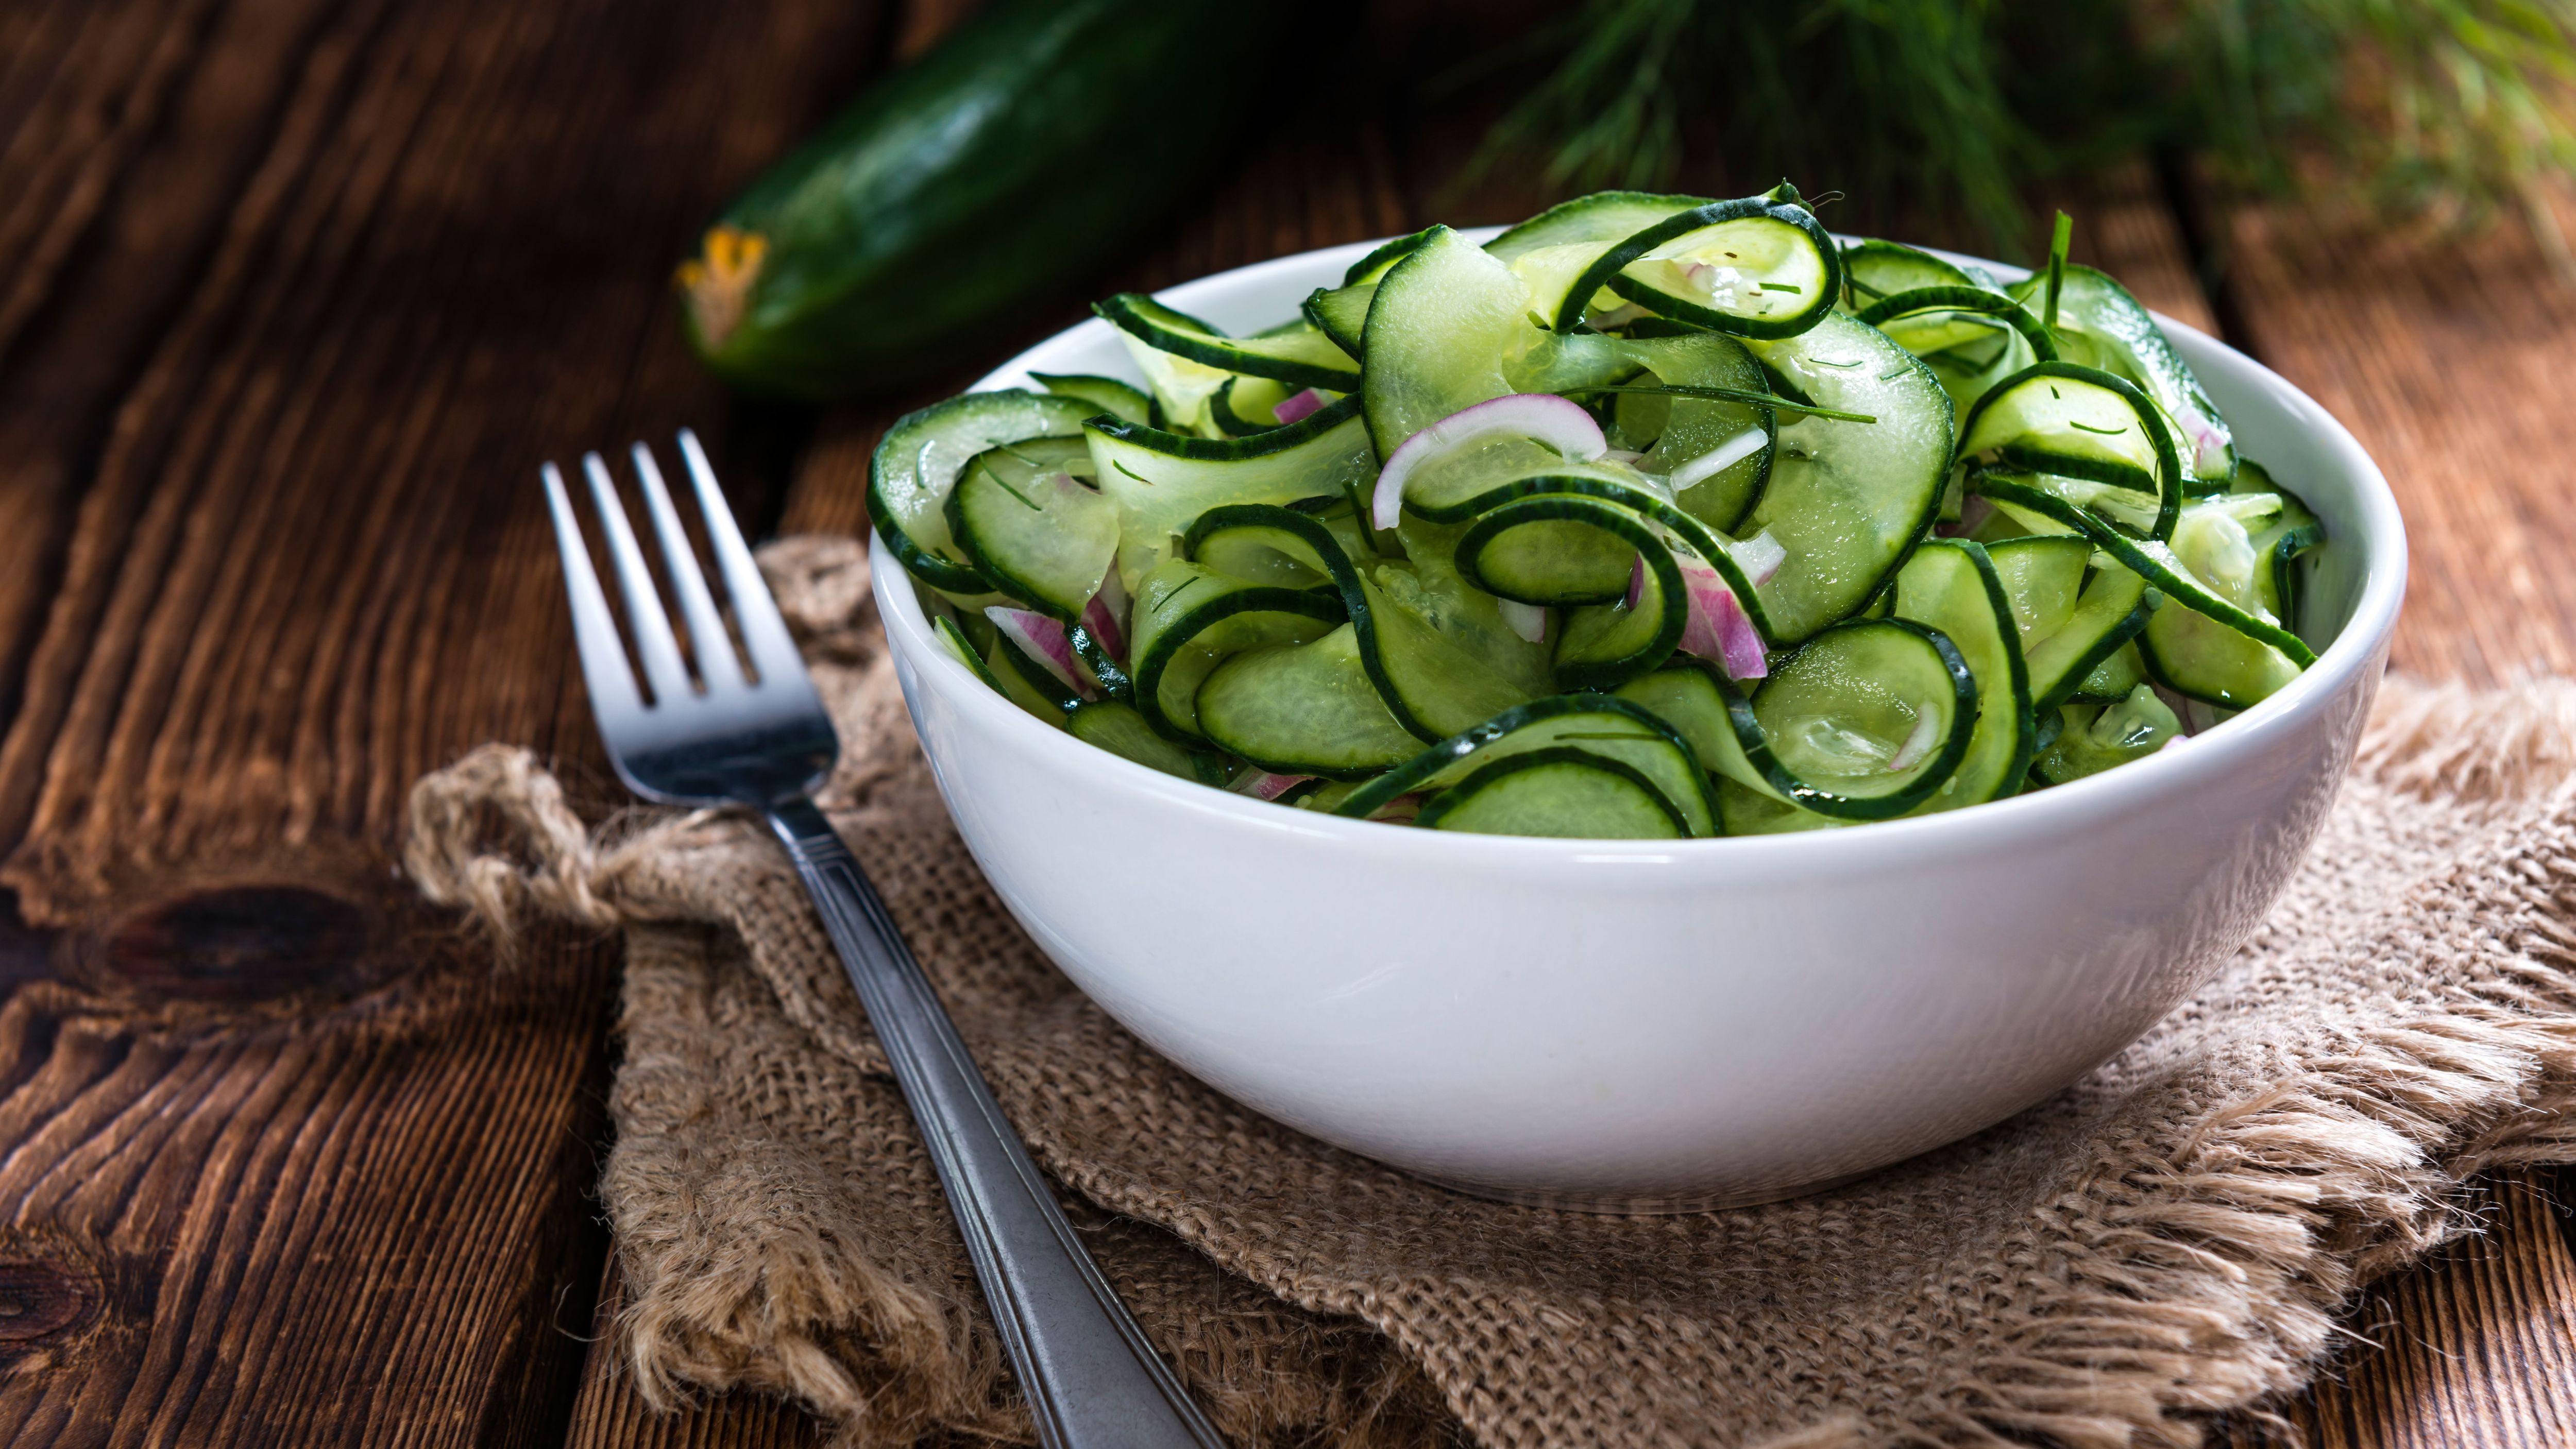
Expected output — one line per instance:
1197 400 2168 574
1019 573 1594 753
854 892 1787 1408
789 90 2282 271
2194 193 2576 1446
2215 197 2576 685
0 0 898 1442
2214 1173 2576 1449
562 1261 824 1449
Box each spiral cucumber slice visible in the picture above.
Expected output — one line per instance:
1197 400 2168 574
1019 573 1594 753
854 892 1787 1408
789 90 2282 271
1332 695 1718 836
871 390 1097 592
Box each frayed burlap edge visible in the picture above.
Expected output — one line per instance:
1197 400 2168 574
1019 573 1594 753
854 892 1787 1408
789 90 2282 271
404 536 2576 1449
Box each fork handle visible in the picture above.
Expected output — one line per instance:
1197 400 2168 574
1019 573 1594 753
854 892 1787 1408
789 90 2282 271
766 798 1228 1449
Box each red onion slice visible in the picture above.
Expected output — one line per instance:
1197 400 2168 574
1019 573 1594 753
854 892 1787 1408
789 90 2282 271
1228 770 1314 802
1497 599 1549 643
1935 495 1993 539
985 606 1099 699
1080 570 1130 666
1273 388 1328 425
1672 551 1768 680
1372 394 1606 531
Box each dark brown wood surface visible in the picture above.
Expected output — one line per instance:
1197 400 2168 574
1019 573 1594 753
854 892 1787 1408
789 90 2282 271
0 2 2571 1445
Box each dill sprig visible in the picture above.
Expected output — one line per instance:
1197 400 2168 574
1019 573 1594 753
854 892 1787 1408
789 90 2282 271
1470 0 2576 256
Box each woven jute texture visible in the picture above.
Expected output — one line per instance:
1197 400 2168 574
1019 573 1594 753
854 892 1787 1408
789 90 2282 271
407 535 2576 1449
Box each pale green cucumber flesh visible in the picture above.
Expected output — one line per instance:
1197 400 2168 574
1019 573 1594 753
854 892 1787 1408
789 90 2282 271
1741 313 1956 641
1890 539 2036 813
871 389 1094 591
945 435 1116 618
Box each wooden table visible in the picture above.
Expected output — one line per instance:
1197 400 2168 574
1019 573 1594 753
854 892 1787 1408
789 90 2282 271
2 1 2573 1444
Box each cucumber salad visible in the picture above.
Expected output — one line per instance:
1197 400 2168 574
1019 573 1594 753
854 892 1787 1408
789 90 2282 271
879 185 2327 839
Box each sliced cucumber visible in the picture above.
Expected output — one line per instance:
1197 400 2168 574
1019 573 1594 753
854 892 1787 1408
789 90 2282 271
1383 516 1557 697
944 436 1116 618
1840 238 1998 307
1613 328 1774 534
2073 639 2150 704
1855 287 2055 415
1454 495 1683 689
1360 226 1533 458
2007 264 2234 485
1127 559 1344 738
2029 564 2155 714
1095 293 1360 392
1482 190 1713 331
1714 618 1978 831
1414 748 1689 839
871 390 1095 592
1194 624 1424 777
1987 536 2159 714
1030 371 1154 427
1742 312 1957 640
988 624 1084 716
1303 282 1374 357
2032 685 2181 785
1333 695 1719 836
1891 539 2036 812
1298 228 1442 358
1982 535 2091 649
1601 185 1843 340
1955 363 2182 540
2137 493 2309 707
1086 396 1376 592
1970 474 2317 673
1209 375 1295 436
1184 503 1532 743
1066 700 1227 784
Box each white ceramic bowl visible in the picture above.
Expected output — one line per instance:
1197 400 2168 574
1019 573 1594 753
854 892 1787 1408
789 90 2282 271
870 233 2406 1210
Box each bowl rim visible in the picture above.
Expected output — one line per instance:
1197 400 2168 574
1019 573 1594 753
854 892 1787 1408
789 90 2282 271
871 230 2408 862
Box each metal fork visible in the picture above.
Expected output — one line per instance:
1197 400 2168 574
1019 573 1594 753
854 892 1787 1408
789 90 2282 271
542 431 1226 1449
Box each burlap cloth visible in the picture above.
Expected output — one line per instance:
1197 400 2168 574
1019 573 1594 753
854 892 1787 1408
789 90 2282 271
406 535 2576 1449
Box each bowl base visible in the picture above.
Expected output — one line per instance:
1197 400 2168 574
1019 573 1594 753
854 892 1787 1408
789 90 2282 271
1419 1166 1874 1215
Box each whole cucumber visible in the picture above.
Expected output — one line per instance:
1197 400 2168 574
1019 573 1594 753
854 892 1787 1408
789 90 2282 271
679 0 1270 399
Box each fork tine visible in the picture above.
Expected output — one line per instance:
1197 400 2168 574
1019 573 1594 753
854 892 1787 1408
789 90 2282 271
630 441 745 691
542 463 645 720
676 429 806 686
581 451 694 704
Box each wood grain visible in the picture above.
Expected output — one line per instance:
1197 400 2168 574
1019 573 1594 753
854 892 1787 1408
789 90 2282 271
2215 197 2576 685
3 0 2574 1443
2214 1172 2576 1449
0 0 894 1443
2196 185 2576 1447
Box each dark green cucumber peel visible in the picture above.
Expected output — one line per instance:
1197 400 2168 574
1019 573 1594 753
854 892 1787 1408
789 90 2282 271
682 0 1274 398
